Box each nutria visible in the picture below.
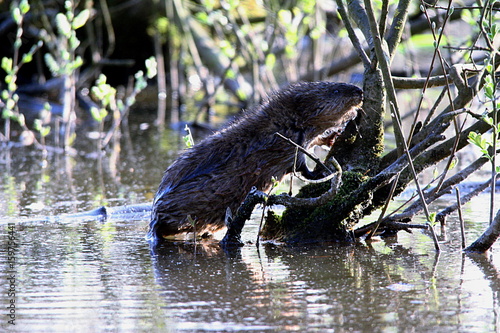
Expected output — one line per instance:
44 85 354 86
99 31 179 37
147 81 363 246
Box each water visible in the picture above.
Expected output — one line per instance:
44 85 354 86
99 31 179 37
1 118 500 332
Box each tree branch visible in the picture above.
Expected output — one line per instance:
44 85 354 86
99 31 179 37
386 0 411 59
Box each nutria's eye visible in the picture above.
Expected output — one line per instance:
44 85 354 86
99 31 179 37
323 128 333 135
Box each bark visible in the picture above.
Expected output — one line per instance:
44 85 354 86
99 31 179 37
466 209 500 253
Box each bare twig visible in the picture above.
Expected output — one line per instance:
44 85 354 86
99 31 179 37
335 0 370 67
274 132 334 173
388 155 492 223
365 172 400 240
392 69 478 89
456 188 466 249
392 102 440 250
268 155 342 208
355 221 428 238
386 0 412 59
435 175 499 225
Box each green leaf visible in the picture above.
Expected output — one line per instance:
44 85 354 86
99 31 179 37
72 9 90 30
196 12 209 24
201 0 216 11
2 108 14 119
6 98 15 110
19 0 30 14
1 57 13 73
186 215 196 227
96 73 107 86
145 57 157 79
428 212 436 224
480 148 491 157
55 13 72 37
90 107 107 122
70 56 84 70
43 102 52 112
21 53 33 64
483 116 494 126
225 68 236 79
155 17 169 34
33 119 42 131
219 40 235 58
134 72 147 91
126 96 136 106
117 99 124 111
183 124 194 148
271 176 279 188
486 63 493 74
468 131 489 150
485 85 495 100
301 0 315 14
236 88 247 101
278 9 292 25
265 53 276 70
134 70 144 81
12 7 22 25
17 113 25 126
44 53 60 75
310 26 322 40
7 80 17 93
448 157 458 170
69 34 81 50
227 0 240 9
40 126 51 137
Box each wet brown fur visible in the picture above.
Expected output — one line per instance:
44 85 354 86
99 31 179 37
148 82 363 245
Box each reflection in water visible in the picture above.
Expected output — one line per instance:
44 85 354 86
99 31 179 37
1 118 500 332
149 239 499 332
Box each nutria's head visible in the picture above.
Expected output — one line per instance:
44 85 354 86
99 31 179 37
267 81 363 147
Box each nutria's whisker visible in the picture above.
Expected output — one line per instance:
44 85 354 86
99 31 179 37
354 121 363 139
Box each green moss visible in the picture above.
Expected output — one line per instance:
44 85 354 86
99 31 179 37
260 210 283 240
264 171 369 243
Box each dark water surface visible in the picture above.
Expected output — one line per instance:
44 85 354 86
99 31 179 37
1 120 500 332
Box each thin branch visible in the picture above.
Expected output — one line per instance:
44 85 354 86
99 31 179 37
393 69 478 89
365 172 400 240
465 207 500 253
335 0 370 67
378 0 389 38
386 0 412 59
355 221 428 238
268 155 343 208
392 102 440 251
436 175 499 225
274 132 333 173
456 188 466 249
389 156 492 222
